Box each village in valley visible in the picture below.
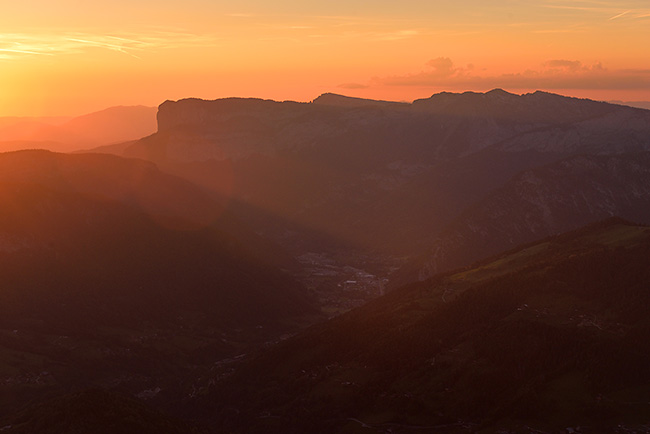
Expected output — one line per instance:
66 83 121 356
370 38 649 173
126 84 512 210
295 252 394 315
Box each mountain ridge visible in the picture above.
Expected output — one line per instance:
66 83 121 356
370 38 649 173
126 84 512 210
392 151 650 285
108 89 650 297
199 218 650 433
0 106 156 152
0 149 319 430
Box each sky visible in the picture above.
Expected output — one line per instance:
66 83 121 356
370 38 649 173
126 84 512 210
1 0 649 116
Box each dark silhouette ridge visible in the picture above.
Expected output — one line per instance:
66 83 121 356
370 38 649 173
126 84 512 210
311 92 409 107
3 389 206 434
0 150 316 330
199 219 650 433
608 100 650 110
0 149 320 429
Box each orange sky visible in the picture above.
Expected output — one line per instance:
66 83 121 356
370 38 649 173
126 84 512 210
1 0 649 116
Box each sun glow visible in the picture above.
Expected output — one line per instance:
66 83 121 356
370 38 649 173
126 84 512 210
1 1 650 116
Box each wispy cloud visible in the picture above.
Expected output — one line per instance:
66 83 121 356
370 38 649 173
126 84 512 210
369 57 650 91
64 37 144 59
374 29 420 41
541 1 650 19
0 30 217 61
544 59 584 71
338 82 369 90
542 4 612 12
609 10 631 20
531 28 587 33
0 47 54 56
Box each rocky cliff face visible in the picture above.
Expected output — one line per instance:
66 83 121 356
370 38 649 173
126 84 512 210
137 89 650 164
399 152 650 284
147 99 341 161
156 97 306 132
122 90 650 288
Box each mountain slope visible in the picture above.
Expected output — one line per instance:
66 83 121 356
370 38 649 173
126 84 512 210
1 389 206 434
129 90 650 165
202 219 650 433
0 150 319 428
396 151 650 284
0 106 156 152
0 150 314 329
60 105 157 145
116 91 650 288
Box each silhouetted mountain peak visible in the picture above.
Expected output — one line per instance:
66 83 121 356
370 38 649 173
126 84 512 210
156 97 306 133
486 87 512 95
311 93 407 108
524 89 580 102
485 87 517 100
412 89 523 114
417 88 551 106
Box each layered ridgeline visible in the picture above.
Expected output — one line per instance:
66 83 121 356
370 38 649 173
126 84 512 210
0 106 157 153
392 152 650 286
199 219 650 433
114 90 650 288
0 150 316 422
0 150 312 329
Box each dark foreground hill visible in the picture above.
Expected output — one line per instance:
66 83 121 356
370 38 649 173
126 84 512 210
0 150 313 329
200 218 650 433
0 150 316 423
2 389 206 434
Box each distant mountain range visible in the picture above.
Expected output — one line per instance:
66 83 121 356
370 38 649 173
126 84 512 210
610 100 650 110
106 89 650 289
0 106 156 153
128 89 650 163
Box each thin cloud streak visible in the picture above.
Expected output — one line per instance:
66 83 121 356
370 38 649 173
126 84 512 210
65 37 144 58
370 58 650 92
531 28 588 34
541 2 650 19
338 82 369 90
0 30 217 61
0 48 54 56
609 10 631 20
541 5 615 12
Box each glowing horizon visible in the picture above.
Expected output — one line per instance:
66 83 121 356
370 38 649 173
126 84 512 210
1 0 649 116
